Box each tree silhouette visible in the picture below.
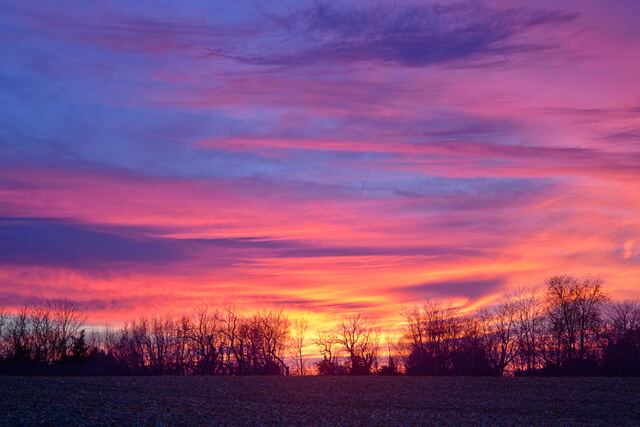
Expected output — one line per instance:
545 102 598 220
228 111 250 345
290 318 309 375
0 275 639 377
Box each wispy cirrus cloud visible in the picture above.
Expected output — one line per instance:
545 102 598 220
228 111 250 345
1 0 579 75
230 2 577 67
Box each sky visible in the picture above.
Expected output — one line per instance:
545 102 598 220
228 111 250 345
1 0 639 327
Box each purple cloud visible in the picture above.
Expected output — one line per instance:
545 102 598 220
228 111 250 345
398 278 505 300
231 2 577 67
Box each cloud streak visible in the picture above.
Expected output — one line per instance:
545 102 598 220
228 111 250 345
232 2 577 67
397 278 505 301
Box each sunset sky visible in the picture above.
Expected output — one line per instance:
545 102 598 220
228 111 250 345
1 0 639 328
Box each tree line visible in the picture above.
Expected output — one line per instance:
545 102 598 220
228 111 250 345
1 275 639 376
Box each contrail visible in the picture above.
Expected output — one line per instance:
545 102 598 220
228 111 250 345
360 154 375 198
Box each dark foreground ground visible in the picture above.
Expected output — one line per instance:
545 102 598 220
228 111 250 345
1 376 639 426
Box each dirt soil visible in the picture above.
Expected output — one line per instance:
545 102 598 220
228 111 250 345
1 376 639 426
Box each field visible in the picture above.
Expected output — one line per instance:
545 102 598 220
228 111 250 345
1 376 639 426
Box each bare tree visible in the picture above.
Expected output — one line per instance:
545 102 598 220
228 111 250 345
50 299 86 361
186 306 224 375
546 275 608 368
290 318 309 375
602 300 640 375
378 331 400 375
0 307 9 359
511 288 545 373
315 329 346 375
254 309 290 374
29 304 54 363
402 301 461 375
607 301 640 337
8 308 31 362
334 314 379 375
479 299 520 376
220 306 244 375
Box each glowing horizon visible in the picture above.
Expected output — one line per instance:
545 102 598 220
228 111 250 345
1 0 639 329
